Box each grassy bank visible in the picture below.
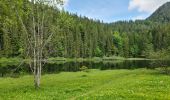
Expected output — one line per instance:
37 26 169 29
0 56 152 64
0 69 170 100
46 56 126 62
0 57 128 67
43 56 153 63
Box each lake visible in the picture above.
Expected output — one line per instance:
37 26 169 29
0 60 170 77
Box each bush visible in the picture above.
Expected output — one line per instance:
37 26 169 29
79 66 89 72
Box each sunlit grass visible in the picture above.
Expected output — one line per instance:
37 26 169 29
0 69 170 100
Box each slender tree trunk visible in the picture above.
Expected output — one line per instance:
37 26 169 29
15 0 62 89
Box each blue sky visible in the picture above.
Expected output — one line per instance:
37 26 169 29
63 0 170 23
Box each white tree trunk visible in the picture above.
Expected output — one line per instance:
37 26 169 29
15 0 63 89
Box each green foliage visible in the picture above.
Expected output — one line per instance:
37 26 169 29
0 1 170 59
112 31 123 56
94 47 103 57
0 57 21 67
79 66 88 72
142 43 154 57
130 45 139 57
122 33 129 57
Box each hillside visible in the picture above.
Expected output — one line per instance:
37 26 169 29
147 2 170 22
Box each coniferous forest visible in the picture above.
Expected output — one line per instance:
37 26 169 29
1 0 170 59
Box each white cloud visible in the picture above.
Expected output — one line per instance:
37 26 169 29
132 14 148 20
128 0 170 13
62 0 69 8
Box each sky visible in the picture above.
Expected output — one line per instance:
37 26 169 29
63 0 170 23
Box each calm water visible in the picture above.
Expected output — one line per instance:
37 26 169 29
0 60 170 77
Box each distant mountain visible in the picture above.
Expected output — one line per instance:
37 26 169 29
147 2 170 22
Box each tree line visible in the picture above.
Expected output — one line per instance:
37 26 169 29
0 0 170 59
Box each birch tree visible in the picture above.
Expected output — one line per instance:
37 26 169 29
15 0 63 89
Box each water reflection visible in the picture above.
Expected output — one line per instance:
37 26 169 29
0 60 170 77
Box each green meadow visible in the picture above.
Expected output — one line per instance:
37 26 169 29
0 69 170 100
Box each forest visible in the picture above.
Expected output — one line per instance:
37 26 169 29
1 0 170 99
1 0 170 59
